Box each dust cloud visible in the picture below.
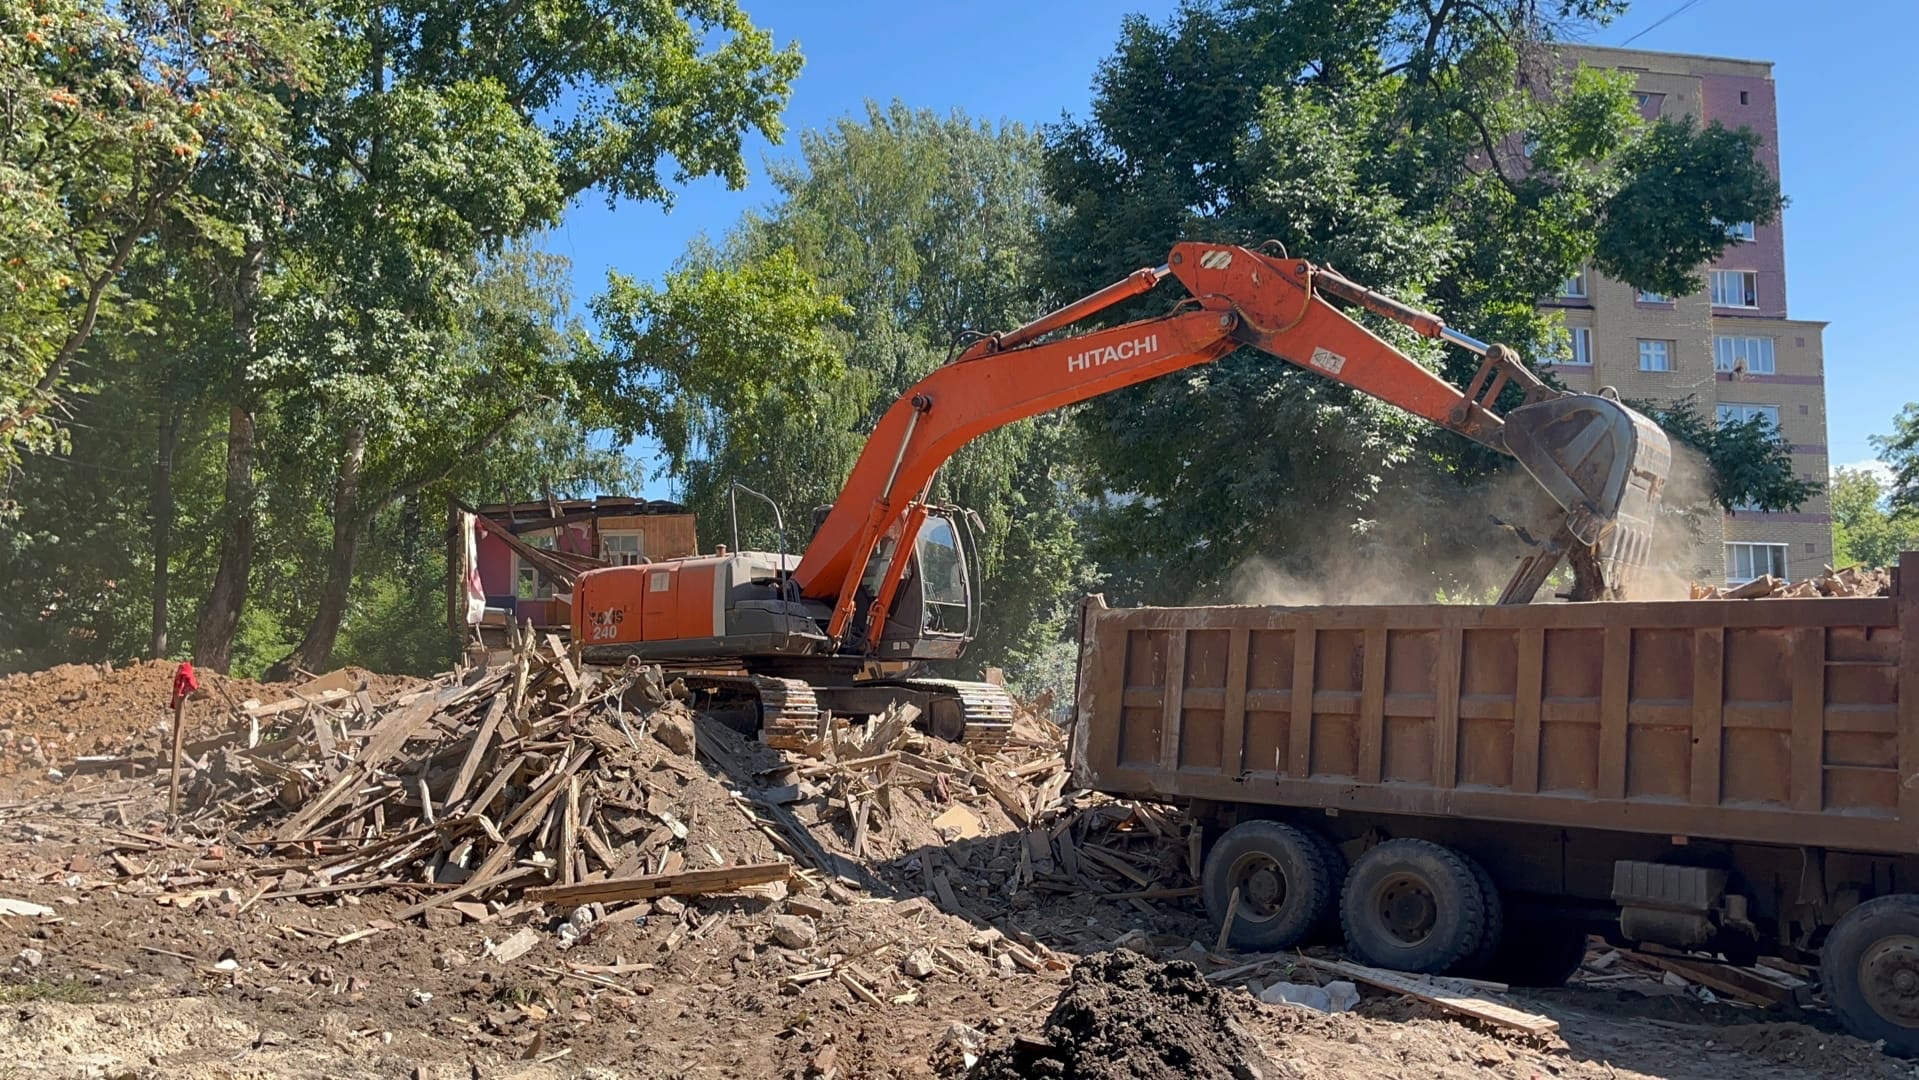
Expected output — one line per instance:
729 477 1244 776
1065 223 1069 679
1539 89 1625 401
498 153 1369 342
1213 445 1721 608
1212 469 1554 608
1635 442 1721 597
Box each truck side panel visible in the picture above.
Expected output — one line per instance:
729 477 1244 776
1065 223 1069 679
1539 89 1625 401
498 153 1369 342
1073 562 1911 856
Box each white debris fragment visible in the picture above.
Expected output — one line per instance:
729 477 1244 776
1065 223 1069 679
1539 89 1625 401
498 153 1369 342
1257 980 1359 1014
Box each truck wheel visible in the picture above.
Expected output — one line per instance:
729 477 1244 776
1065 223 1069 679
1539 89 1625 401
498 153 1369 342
1822 894 1919 1057
1454 855 1506 977
1202 821 1340 951
1340 838 1490 975
1486 916 1590 987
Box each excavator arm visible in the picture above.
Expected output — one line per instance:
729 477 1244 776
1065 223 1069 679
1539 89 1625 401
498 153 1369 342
794 241 1670 647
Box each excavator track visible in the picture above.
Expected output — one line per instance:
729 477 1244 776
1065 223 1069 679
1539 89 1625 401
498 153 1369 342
661 669 1010 752
753 676 825 750
672 672 823 750
878 678 1016 752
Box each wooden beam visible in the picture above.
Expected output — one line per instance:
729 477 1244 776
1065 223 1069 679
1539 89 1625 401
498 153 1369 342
527 862 791 906
1295 956 1558 1037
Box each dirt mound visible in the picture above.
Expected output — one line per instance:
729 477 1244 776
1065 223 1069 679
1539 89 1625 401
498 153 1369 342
0 661 419 781
969 951 1271 1080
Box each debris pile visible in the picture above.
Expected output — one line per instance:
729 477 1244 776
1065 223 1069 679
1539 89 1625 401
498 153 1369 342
123 633 805 920
1691 564 1893 600
965 951 1273 1080
93 625 1193 936
784 698 1200 924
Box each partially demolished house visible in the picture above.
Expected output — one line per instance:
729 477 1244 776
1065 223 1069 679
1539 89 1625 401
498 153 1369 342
448 496 697 646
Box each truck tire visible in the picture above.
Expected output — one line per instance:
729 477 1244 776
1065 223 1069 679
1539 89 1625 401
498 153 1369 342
1305 829 1350 939
1486 915 1589 987
1822 894 1919 1057
1202 821 1340 951
1340 838 1490 975
1454 855 1506 977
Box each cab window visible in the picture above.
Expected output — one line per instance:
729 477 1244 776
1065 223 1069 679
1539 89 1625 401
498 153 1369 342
916 517 967 610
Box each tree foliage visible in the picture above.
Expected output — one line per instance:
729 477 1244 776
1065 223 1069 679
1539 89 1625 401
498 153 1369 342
1875 403 1919 515
643 103 1094 681
0 0 311 471
2 0 801 677
1634 396 1821 512
1830 466 1918 571
1595 116 1785 297
1041 0 1791 603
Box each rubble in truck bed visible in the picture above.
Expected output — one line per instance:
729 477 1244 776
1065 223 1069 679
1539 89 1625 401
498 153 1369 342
1691 564 1894 599
0 647 1906 1078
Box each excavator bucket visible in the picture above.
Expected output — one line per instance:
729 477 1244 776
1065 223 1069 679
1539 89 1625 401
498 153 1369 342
1501 393 1672 593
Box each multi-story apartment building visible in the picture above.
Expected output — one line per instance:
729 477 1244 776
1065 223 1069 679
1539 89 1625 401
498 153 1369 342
1541 44 1832 586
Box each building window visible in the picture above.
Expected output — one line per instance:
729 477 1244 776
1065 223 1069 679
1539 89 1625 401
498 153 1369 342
1723 221 1756 243
515 532 558 601
1553 326 1593 365
1725 542 1787 585
1739 90 1750 105
1716 402 1780 431
1714 335 1776 374
1710 270 1759 308
1559 269 1588 299
1637 339 1672 372
1636 287 1669 303
602 531 646 566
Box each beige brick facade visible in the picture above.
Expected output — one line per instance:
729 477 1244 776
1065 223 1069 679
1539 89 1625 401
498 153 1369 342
1539 45 1833 586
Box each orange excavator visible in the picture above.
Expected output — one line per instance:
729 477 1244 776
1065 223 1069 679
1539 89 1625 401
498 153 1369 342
572 242 1671 747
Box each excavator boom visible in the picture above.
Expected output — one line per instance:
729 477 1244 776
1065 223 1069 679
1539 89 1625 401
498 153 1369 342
796 242 1670 637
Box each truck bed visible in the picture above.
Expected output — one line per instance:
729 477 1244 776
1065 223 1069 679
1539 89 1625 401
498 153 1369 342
1072 555 1915 856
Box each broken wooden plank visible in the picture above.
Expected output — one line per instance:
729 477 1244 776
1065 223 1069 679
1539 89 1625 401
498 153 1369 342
309 706 337 758
1637 951 1808 1007
444 695 508 806
526 861 793 906
247 688 353 718
393 866 536 922
1295 956 1556 1037
357 691 444 769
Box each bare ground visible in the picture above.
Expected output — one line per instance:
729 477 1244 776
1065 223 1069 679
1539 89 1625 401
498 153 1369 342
0 674 1912 1080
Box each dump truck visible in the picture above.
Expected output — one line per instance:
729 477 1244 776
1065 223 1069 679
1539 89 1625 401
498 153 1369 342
1070 553 1919 1053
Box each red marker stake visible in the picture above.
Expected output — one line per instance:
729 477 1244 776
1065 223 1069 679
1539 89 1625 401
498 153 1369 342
167 662 198 826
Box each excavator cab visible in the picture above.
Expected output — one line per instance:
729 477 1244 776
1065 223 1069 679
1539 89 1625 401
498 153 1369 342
854 508 977 659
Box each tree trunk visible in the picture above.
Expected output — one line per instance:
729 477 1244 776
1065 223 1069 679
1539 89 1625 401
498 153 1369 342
148 406 180 658
193 236 267 673
270 424 370 679
193 404 257 672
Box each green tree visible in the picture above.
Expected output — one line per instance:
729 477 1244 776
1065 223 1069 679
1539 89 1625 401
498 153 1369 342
0 0 311 472
1829 467 1918 571
1041 0 1793 603
1635 396 1820 512
641 103 1094 680
1876 403 1919 515
189 0 803 674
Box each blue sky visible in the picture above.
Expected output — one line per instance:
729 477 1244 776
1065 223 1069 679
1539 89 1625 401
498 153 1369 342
545 0 1918 488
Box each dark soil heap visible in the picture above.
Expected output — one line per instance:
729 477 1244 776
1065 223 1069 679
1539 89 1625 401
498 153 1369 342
970 951 1272 1080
